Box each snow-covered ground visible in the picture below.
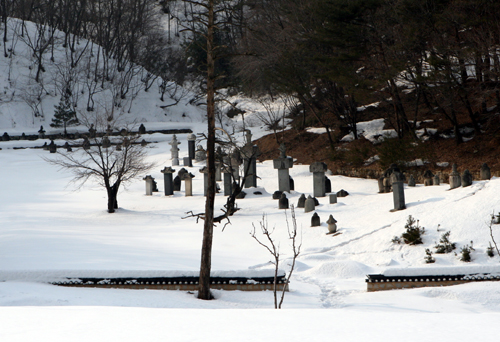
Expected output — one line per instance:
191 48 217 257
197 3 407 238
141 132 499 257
1 14 500 342
2 131 500 340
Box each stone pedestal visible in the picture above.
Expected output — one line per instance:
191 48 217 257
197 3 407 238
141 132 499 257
187 133 196 161
391 181 405 211
310 162 328 197
143 175 154 196
161 167 175 196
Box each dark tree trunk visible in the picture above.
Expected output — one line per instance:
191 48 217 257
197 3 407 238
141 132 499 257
198 0 216 301
107 183 119 213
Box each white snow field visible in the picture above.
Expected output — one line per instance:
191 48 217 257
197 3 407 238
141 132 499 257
1 15 500 342
2 131 500 340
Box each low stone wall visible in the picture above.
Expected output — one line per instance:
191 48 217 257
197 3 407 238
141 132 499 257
334 168 500 184
366 274 500 292
50 275 288 292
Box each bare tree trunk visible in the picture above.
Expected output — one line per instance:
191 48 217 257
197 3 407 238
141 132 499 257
198 0 216 301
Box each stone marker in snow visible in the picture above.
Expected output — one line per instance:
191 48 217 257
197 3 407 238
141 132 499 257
304 195 316 213
273 143 294 193
408 175 416 187
327 215 337 233
63 142 72 152
143 175 154 196
278 193 289 209
311 212 321 227
183 157 192 167
181 172 194 196
138 124 146 135
433 174 440 186
242 130 260 188
161 167 175 196
48 140 57 153
309 161 328 197
449 164 461 189
195 145 206 162
480 163 491 180
289 175 295 191
187 133 196 161
423 170 434 186
230 150 242 182
391 181 406 211
169 134 180 161
173 175 181 192
325 176 332 193
200 166 208 196
462 169 473 187
329 193 337 204
38 125 45 139
337 189 349 197
297 193 306 208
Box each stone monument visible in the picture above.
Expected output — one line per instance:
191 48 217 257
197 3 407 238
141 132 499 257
161 167 176 196
462 169 473 187
309 162 328 197
297 194 306 208
187 133 196 161
304 195 316 213
278 193 289 209
242 130 260 188
449 164 461 189
311 212 321 227
143 175 155 196
169 135 181 166
273 143 294 193
480 163 491 180
326 215 337 233
391 181 406 211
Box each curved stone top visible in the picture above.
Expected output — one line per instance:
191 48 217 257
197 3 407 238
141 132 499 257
309 162 328 173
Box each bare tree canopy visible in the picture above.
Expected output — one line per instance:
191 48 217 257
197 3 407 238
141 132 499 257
45 107 155 213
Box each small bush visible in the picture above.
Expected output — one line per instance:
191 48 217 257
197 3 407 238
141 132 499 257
434 231 456 254
460 242 475 262
487 242 495 257
401 216 425 245
392 236 402 244
425 249 435 263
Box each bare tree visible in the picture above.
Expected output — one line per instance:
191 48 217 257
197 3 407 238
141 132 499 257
256 97 287 145
45 107 155 213
251 205 301 309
